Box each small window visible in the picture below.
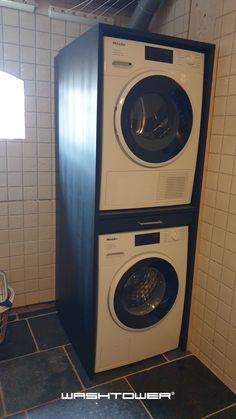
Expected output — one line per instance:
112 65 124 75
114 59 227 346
0 71 25 140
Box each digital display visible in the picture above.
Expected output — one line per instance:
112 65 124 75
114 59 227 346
135 233 160 246
145 46 173 64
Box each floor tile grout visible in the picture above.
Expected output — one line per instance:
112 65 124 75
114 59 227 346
124 377 154 419
0 344 67 365
201 401 236 418
26 319 40 353
79 354 194 392
9 311 58 323
24 397 61 417
81 374 133 391
161 353 169 362
62 346 85 391
122 353 194 380
4 409 27 418
163 353 193 363
21 311 58 320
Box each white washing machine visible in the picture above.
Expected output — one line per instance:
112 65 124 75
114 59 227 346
95 226 188 372
99 36 204 210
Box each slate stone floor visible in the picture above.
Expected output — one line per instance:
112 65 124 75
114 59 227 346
0 309 235 418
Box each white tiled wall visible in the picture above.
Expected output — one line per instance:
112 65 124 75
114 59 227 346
153 0 236 394
150 0 191 38
0 2 90 307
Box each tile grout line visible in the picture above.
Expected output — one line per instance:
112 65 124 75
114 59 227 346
161 353 170 362
161 353 193 363
124 377 154 419
10 311 58 322
0 344 69 366
123 355 193 380
62 346 85 391
26 318 40 352
0 350 38 366
82 354 195 392
24 397 61 417
20 311 57 320
3 408 27 419
201 402 236 419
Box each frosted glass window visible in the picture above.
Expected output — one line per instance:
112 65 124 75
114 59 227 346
0 71 25 140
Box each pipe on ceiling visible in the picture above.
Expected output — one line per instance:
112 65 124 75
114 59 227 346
128 0 164 30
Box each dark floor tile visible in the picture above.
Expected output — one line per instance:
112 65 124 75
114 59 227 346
208 404 236 418
28 379 149 418
28 314 69 350
0 347 81 415
18 308 57 319
5 413 27 418
0 320 37 362
127 356 236 419
65 344 166 389
164 348 191 361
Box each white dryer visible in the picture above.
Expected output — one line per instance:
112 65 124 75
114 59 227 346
95 226 188 372
99 37 204 210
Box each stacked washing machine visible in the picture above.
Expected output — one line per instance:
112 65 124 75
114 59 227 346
56 24 215 375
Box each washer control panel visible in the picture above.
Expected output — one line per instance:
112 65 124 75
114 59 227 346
104 36 204 76
101 227 187 254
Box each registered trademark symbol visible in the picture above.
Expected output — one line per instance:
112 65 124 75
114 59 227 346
172 392 175 396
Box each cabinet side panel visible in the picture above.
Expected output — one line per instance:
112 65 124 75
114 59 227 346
55 28 99 373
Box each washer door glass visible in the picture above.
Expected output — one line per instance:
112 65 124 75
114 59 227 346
113 257 179 329
119 75 193 164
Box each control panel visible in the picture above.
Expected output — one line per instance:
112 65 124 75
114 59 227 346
104 36 204 76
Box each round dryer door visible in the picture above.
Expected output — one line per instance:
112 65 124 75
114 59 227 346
115 75 193 166
111 257 179 330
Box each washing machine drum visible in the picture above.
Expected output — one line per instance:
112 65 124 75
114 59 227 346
118 75 193 164
113 257 179 329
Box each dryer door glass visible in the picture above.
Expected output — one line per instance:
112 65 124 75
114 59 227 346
120 75 193 164
113 257 179 329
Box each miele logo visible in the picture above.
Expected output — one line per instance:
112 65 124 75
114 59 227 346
112 41 126 46
106 237 118 241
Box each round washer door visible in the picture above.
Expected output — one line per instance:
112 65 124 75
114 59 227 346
115 74 193 166
109 257 179 330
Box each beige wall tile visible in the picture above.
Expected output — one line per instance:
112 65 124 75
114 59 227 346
220 155 234 173
221 266 236 288
222 135 236 153
221 12 236 35
229 74 236 93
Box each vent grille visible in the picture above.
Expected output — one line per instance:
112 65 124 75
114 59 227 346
158 172 188 201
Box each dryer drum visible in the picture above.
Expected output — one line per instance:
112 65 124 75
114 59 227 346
113 257 179 329
120 75 193 164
